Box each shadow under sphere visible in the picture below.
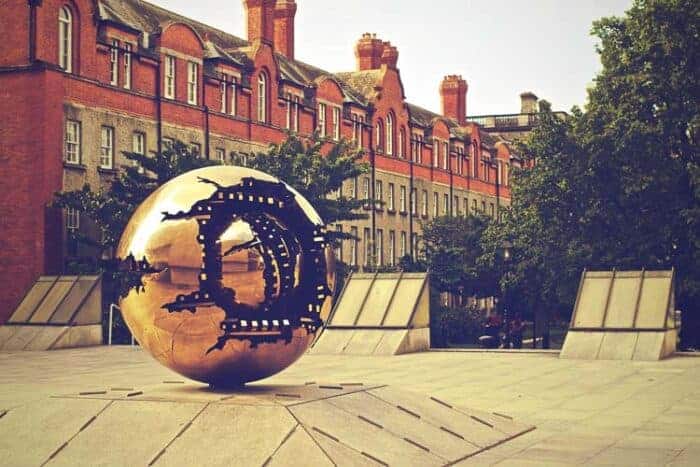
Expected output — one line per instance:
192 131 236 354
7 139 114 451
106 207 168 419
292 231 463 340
116 166 335 386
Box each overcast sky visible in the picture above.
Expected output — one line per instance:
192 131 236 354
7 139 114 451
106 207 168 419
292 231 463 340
158 0 632 116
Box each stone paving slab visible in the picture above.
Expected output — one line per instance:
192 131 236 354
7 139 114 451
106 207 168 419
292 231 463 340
0 347 699 465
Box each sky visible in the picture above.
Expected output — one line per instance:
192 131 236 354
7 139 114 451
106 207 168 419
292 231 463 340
157 0 633 116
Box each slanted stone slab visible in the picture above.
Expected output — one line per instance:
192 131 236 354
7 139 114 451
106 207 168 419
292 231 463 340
1 326 42 350
342 330 385 355
0 398 109 466
559 332 604 359
309 329 354 354
23 326 69 351
597 332 638 360
265 425 333 467
632 332 666 361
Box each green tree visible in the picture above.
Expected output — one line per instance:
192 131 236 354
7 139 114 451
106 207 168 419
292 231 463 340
232 133 369 244
481 0 700 347
421 214 497 298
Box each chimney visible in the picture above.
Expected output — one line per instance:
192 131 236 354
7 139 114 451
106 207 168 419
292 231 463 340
274 0 296 59
355 33 384 71
520 91 538 114
244 0 276 45
380 41 399 69
440 75 468 125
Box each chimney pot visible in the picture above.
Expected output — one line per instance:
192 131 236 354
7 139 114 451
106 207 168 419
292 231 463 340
440 75 468 125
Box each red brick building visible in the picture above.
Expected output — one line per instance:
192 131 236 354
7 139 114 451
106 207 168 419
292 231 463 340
0 0 521 322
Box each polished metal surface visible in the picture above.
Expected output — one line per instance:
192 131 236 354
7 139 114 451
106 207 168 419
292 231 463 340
116 166 334 385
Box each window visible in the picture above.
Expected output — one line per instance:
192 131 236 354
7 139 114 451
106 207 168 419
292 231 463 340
376 229 384 266
190 142 201 157
66 207 80 231
332 107 341 141
399 185 407 212
349 177 357 199
433 142 439 167
483 162 490 182
482 200 486 213
386 113 394 155
472 199 477 213
364 227 371 267
100 126 114 169
399 128 405 158
454 196 459 216
230 79 238 116
375 180 382 209
123 43 132 89
490 203 495 218
216 148 226 163
421 190 428 216
376 121 383 151
463 198 468 217
352 114 363 149
162 137 174 150
362 177 370 205
456 147 464 175
433 192 439 217
220 80 227 113
388 230 395 267
58 7 72 72
411 188 417 215
187 62 198 105
164 56 176 99
335 225 343 261
400 231 407 258
317 103 326 137
132 132 145 172
110 40 119 86
257 73 267 122
64 120 80 164
350 226 358 266
443 194 449 215
443 142 449 170
387 183 395 211
285 93 292 129
411 233 419 259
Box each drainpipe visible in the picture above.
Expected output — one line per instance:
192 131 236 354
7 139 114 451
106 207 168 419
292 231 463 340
408 137 415 260
449 144 454 216
28 0 40 63
203 78 210 159
368 108 376 270
156 59 162 155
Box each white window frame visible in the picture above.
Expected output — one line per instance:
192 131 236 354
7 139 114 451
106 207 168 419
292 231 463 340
318 103 327 137
443 142 449 170
189 142 201 157
131 132 145 173
362 177 370 203
400 231 407 258
285 93 292 130
100 126 114 169
187 61 198 105
230 79 238 116
433 192 439 217
387 183 395 211
257 73 267 122
220 79 227 113
216 148 226 163
375 180 383 209
399 185 407 212
66 207 80 231
332 106 341 141
388 230 396 267
443 193 449 215
376 229 384 266
399 128 405 158
64 120 81 164
421 190 428 216
411 188 417 215
164 56 176 99
110 39 119 86
386 113 394 155
433 142 439 167
58 7 72 72
350 226 358 266
123 43 132 89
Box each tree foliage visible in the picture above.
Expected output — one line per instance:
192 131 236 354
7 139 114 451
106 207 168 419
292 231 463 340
231 133 369 242
421 214 497 297
480 0 700 345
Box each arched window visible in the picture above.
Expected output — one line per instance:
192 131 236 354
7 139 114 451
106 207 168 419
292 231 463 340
58 6 72 72
257 72 267 122
386 113 394 155
398 128 406 158
376 120 383 152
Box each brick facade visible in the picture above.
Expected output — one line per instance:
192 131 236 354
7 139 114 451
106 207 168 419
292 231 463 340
0 0 520 322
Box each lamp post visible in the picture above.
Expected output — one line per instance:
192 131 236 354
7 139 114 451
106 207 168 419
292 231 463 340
497 240 513 347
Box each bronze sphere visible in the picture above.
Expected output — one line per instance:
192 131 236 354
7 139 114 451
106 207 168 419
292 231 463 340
116 166 335 386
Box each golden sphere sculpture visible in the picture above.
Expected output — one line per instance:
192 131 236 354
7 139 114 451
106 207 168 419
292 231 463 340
116 166 335 386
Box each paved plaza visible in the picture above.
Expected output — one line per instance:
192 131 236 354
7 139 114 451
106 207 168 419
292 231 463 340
1 347 699 465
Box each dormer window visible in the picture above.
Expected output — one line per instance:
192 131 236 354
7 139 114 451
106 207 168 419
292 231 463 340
398 128 405 158
386 113 394 155
123 44 132 89
376 120 383 152
164 56 176 99
317 103 327 137
110 40 119 86
58 7 72 72
187 62 198 105
332 107 341 141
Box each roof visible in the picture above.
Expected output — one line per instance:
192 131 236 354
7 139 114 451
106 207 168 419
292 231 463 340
334 70 383 102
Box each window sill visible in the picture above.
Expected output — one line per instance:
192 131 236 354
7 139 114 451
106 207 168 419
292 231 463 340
97 167 118 175
386 209 396 215
63 162 87 171
399 210 408 217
